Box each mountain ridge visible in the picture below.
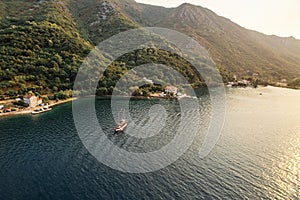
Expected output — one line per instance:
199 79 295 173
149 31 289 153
0 0 300 99
118 1 300 80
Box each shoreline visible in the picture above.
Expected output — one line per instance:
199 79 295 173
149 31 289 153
0 85 299 118
48 98 77 108
0 98 76 118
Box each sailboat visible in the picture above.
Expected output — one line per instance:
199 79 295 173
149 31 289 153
113 109 127 133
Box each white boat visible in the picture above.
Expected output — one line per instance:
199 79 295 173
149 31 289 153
113 109 127 133
31 107 52 115
114 119 128 133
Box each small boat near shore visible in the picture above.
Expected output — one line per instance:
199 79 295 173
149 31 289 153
31 107 52 115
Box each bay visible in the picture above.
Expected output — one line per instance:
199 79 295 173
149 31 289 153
0 86 299 199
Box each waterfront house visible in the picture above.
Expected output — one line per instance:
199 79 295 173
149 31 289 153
236 80 250 87
3 108 10 113
23 95 42 108
165 86 178 95
143 77 154 84
276 79 288 87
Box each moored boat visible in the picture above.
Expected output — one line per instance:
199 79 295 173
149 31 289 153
31 107 52 115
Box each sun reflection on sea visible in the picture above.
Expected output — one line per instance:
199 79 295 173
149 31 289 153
264 127 300 199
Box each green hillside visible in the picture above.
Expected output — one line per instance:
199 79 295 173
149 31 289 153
120 2 300 83
68 0 139 45
1 0 300 99
0 0 92 99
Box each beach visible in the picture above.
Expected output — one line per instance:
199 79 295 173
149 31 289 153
0 98 76 117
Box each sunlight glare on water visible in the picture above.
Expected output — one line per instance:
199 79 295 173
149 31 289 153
0 86 299 199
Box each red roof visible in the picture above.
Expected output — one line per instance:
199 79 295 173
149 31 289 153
23 95 31 99
23 95 35 99
165 86 178 90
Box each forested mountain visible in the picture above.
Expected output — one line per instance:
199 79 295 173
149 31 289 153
1 0 300 99
0 0 92 98
119 2 300 81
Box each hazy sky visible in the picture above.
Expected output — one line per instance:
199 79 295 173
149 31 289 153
136 0 300 39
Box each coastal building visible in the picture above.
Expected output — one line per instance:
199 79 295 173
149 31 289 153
3 108 10 113
236 80 250 87
229 79 251 87
23 95 42 108
276 79 288 87
233 75 237 81
143 77 154 84
165 86 178 95
280 79 287 83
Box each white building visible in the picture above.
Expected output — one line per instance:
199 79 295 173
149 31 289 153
143 77 154 84
165 86 178 95
23 95 42 108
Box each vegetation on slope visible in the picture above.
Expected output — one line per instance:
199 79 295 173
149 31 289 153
120 2 300 83
68 0 140 45
0 0 92 99
1 0 300 100
0 0 216 99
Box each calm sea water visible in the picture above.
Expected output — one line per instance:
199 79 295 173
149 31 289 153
0 87 299 199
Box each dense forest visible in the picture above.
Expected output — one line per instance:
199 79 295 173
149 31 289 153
0 0 229 100
0 0 299 101
0 0 92 100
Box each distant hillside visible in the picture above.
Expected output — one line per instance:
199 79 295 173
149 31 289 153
119 2 300 82
1 0 300 99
